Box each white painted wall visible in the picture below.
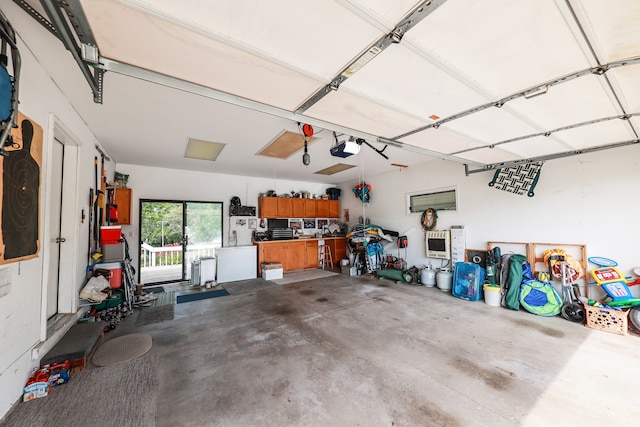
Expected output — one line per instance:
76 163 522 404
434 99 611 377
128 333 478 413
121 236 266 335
339 146 640 297
0 4 110 418
114 163 334 272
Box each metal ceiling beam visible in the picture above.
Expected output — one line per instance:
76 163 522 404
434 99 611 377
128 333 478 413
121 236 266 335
463 138 639 175
294 0 448 114
14 0 104 103
451 112 640 155
95 57 477 166
393 55 640 140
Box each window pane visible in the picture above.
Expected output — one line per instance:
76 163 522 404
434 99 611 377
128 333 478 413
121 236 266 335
409 189 457 212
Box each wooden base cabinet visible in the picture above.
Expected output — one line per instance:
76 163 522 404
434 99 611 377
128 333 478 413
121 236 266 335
255 241 305 275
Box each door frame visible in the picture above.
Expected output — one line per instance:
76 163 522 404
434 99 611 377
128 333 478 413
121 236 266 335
39 115 81 340
138 199 224 285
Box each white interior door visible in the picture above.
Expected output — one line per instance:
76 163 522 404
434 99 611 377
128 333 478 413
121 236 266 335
46 139 64 318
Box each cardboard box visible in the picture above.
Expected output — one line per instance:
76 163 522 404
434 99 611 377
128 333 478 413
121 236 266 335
23 381 49 402
341 265 357 276
262 262 283 280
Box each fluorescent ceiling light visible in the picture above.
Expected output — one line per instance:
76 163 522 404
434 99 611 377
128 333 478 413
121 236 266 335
184 138 226 161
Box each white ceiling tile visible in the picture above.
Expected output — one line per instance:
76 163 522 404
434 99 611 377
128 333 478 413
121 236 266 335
406 0 591 97
573 0 640 62
304 89 429 138
499 135 569 159
441 108 541 146
342 44 489 120
608 65 640 112
552 119 636 150
399 127 483 154
452 147 520 165
83 0 326 110
341 0 425 28
116 0 385 81
507 74 620 129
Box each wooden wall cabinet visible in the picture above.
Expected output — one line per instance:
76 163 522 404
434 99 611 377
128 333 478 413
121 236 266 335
276 197 292 218
316 199 330 217
114 188 132 225
291 198 305 218
259 196 340 219
258 197 278 218
304 199 317 218
329 200 340 218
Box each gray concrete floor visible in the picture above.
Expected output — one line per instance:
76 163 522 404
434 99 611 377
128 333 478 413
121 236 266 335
122 272 640 426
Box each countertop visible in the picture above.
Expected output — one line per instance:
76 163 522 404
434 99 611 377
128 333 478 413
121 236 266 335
252 236 345 244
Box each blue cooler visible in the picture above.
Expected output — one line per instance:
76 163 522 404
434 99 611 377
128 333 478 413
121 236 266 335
452 262 485 301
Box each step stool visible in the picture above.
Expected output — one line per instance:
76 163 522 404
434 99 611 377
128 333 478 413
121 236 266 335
319 244 333 270
40 322 104 373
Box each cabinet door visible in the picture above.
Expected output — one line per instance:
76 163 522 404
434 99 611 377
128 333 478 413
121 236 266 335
114 188 132 225
286 241 306 271
262 243 287 264
259 197 278 218
291 198 305 218
304 199 317 218
333 238 347 262
329 200 340 218
305 240 319 268
316 199 330 217
277 197 292 218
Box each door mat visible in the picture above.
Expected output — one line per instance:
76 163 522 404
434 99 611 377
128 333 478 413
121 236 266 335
136 304 174 326
92 333 152 367
0 356 158 427
176 288 230 304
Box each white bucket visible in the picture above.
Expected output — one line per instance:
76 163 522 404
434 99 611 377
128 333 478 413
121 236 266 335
483 284 501 307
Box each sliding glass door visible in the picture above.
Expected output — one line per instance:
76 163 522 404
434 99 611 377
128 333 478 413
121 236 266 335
139 200 223 285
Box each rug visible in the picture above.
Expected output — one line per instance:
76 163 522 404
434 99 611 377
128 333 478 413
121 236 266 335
0 356 158 427
176 288 229 304
222 278 280 295
136 304 174 326
91 333 152 367
270 269 339 285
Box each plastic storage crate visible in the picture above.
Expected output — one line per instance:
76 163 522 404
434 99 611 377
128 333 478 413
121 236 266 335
584 304 628 335
452 262 485 301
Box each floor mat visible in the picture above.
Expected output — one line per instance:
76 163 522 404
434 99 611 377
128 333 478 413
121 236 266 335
91 333 153 367
0 356 159 427
136 304 174 326
176 288 229 304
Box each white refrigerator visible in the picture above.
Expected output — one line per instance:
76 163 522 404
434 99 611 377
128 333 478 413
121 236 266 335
216 245 257 283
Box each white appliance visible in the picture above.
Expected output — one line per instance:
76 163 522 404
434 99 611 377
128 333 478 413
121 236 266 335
200 257 216 285
216 246 257 283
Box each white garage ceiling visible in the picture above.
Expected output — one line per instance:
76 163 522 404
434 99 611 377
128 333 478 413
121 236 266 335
7 0 640 184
